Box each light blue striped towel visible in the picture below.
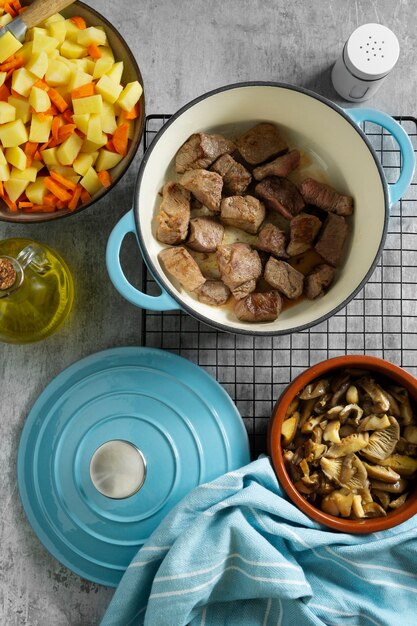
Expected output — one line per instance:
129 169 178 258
101 457 417 626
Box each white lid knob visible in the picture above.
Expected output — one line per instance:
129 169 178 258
344 23 399 80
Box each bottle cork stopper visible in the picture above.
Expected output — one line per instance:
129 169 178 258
0 257 16 290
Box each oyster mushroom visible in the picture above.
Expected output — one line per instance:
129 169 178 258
357 414 391 432
294 473 319 494
299 398 316 428
323 488 354 517
384 390 401 418
313 393 332 415
325 432 369 458
286 397 300 417
330 381 351 408
379 454 417 476
283 450 294 465
339 404 364 426
362 462 400 484
387 386 414 425
321 454 368 490
339 425 355 438
352 494 366 518
370 478 408 493
299 379 329 400
301 414 327 433
346 385 359 405
358 378 390 414
404 426 417 445
281 412 300 446
389 493 409 509
395 437 417 457
323 420 341 443
304 438 327 462
371 489 390 510
361 416 400 462
363 502 387 518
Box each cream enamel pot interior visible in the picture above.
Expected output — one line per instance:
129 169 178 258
106 82 415 335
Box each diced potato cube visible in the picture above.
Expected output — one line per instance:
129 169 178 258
0 13 12 28
49 165 81 182
11 68 37 98
99 46 114 61
49 49 60 59
106 62 124 84
85 59 96 74
116 81 143 112
8 96 31 124
27 27 48 41
95 148 123 172
4 178 29 202
45 59 71 86
11 166 38 182
80 166 102 195
73 94 103 115
65 19 82 41
48 20 67 43
72 58 89 72
26 178 47 204
26 51 49 78
87 113 102 144
73 152 96 176
18 41 34 64
42 147 60 166
29 114 53 143
57 133 83 165
117 115 135 140
32 33 59 54
0 119 28 147
95 75 123 104
101 101 117 134
73 114 90 135
68 70 93 92
0 102 16 124
29 86 51 113
5 146 26 170
0 148 6 165
60 40 88 59
92 56 113 79
0 71 6 87
77 27 107 47
81 134 107 152
43 13 65 27
0 163 10 180
0 31 22 63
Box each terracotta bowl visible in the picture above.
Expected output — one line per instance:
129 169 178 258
0 0 145 223
269 355 417 533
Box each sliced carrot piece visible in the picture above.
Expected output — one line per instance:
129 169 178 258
4 4 17 17
104 139 117 152
30 204 56 213
56 200 66 210
18 201 33 209
50 170 77 191
0 84 10 101
43 194 59 207
80 189 91 204
0 181 3 196
3 194 17 211
44 177 72 203
70 16 87 29
39 140 50 151
18 5 27 13
87 43 101 59
48 88 68 113
124 104 140 120
57 123 76 143
0 55 23 72
74 128 85 138
112 123 129 156
25 141 39 166
71 82 95 99
62 109 74 123
33 149 42 161
97 170 111 188
34 79 49 91
68 184 82 211
12 0 21 11
51 116 61 142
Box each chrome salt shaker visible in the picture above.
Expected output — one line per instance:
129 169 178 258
332 23 400 102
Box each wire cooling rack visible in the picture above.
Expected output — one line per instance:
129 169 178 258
141 114 417 458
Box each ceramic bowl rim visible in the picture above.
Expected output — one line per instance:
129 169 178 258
133 81 389 336
269 354 417 533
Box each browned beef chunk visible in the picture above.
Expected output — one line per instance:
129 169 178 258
211 154 251 194
176 133 236 174
305 264 336 299
198 280 230 305
235 290 282 322
264 257 304 299
159 246 206 291
179 169 223 213
253 149 300 181
256 223 288 258
286 213 322 256
315 213 348 267
187 217 224 253
255 177 305 220
217 243 262 300
156 182 191 245
300 178 353 216
236 123 288 165
220 195 266 234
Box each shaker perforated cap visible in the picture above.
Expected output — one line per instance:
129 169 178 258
344 23 399 80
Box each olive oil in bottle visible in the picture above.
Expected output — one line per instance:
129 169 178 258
0 238 74 344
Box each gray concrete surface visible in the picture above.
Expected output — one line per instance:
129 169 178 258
1 0 416 624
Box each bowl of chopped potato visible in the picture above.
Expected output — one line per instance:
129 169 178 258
0 0 144 222
269 355 417 532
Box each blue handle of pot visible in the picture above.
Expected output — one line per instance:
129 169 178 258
344 108 415 207
106 210 180 311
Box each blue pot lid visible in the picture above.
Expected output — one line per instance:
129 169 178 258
17 347 250 587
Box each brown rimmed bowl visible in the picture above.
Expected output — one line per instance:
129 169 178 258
0 0 145 223
269 355 417 533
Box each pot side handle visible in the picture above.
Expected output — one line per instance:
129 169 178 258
344 108 415 207
106 210 180 311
